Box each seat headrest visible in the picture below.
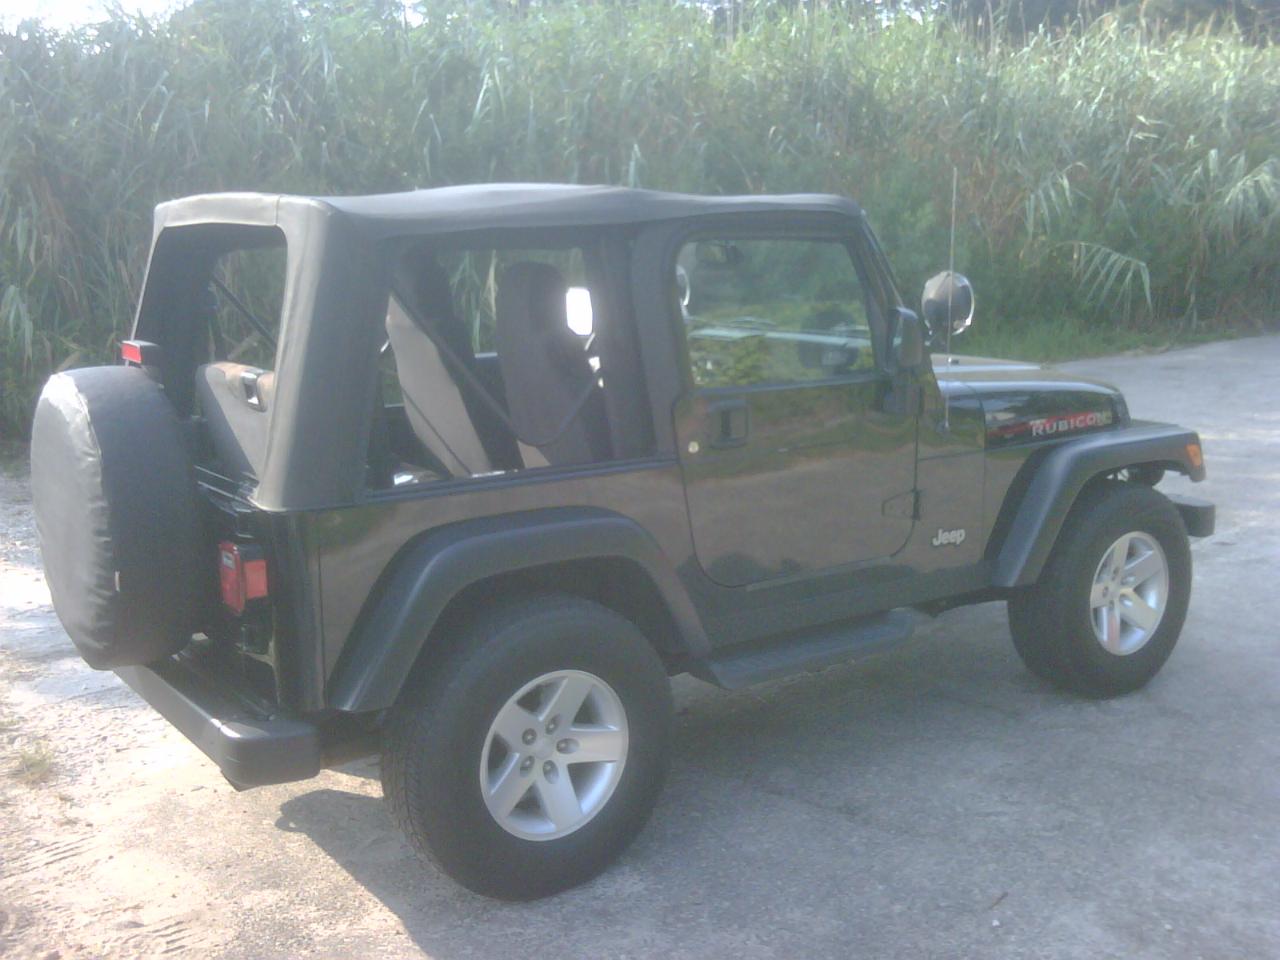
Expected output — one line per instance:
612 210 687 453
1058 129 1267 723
496 261 581 371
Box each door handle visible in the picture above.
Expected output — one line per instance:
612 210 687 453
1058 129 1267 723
708 399 749 448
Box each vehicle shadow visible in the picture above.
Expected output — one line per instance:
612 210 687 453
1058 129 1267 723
271 603 1083 959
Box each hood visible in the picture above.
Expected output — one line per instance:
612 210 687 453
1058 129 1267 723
931 354 1128 447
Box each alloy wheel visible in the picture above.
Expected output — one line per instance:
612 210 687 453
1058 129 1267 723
1089 531 1169 656
479 669 629 841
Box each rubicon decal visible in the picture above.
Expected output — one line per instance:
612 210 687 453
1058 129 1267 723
988 409 1113 444
1029 410 1113 437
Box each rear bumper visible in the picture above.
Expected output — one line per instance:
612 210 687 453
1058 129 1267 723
116 658 321 788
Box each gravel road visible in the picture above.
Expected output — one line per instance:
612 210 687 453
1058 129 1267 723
1 336 1277 959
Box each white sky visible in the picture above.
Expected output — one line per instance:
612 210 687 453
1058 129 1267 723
2 0 422 30
2 0 184 29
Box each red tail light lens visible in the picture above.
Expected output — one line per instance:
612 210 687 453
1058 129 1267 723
218 541 268 615
120 339 162 366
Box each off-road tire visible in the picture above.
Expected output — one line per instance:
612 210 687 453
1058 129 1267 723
381 594 672 900
1008 481 1191 698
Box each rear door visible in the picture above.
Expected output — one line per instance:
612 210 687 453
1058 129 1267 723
672 224 918 587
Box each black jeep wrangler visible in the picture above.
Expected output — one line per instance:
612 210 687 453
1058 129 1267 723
30 184 1214 899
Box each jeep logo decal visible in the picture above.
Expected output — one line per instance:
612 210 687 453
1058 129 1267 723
931 528 966 547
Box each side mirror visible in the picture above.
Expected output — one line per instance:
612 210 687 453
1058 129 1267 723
921 271 974 344
890 307 925 370
695 241 744 268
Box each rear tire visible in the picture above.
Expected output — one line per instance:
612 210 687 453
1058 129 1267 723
381 594 672 900
1008 481 1191 698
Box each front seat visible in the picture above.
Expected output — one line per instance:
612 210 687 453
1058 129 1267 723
495 262 609 467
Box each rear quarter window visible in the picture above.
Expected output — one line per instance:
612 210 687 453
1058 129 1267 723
206 239 287 369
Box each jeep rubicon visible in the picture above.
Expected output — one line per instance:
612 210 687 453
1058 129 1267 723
30 184 1214 899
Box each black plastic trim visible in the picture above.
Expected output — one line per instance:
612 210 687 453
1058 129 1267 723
990 421 1207 587
326 508 707 713
1167 493 1215 537
116 660 321 787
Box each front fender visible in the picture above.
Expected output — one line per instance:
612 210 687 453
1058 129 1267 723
326 508 705 713
990 421 1206 588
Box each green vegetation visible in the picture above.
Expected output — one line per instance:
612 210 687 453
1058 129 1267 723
9 740 54 784
1 0 1277 435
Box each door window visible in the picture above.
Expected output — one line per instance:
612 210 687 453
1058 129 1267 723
678 237 875 389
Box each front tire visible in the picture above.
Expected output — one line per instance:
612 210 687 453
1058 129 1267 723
1008 481 1192 698
382 594 672 900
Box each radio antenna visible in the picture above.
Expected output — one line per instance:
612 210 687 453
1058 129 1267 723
943 166 958 431
946 166 957 360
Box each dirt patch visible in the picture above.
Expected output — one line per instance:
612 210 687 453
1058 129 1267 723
0 467 234 958
0 465 417 960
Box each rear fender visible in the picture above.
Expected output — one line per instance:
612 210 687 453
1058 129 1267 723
990 422 1207 588
326 508 705 713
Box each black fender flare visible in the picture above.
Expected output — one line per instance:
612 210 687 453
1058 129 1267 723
326 508 706 713
990 422 1206 588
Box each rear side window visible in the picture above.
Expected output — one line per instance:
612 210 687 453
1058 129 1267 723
206 235 287 369
370 241 613 489
437 247 594 353
679 237 875 389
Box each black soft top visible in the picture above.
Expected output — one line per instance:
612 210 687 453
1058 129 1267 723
152 183 864 239
138 183 867 512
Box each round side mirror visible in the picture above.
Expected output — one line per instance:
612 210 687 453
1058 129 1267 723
921 271 974 341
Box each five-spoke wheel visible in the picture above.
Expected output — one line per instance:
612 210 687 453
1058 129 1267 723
1009 480 1191 698
481 670 629 841
1089 532 1169 656
382 594 671 899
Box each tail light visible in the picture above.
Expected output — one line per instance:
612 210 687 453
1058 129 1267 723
120 339 162 367
218 541 268 615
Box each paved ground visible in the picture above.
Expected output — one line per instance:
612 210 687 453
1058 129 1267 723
1 336 1277 959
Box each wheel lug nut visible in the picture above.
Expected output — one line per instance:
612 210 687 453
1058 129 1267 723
546 718 558 734
542 761 558 783
520 756 534 774
556 739 571 753
522 729 536 745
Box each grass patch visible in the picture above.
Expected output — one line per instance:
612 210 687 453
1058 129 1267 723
10 741 54 785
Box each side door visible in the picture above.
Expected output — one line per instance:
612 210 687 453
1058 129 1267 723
672 224 919 587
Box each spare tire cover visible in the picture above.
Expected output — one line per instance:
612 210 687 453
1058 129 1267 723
30 366 208 669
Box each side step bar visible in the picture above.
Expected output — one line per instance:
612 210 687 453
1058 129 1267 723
689 610 915 690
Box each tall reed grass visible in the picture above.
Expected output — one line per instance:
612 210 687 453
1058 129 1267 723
1 0 1277 435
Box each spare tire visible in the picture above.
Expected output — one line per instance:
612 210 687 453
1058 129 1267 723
30 366 209 669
